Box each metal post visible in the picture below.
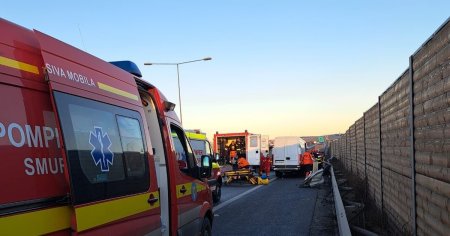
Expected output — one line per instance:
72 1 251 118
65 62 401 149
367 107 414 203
354 122 358 179
409 56 417 236
378 96 384 230
176 64 182 124
363 113 367 200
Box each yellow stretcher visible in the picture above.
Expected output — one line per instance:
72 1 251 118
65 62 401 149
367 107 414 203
223 169 257 185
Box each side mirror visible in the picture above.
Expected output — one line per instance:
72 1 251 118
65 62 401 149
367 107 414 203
200 155 212 178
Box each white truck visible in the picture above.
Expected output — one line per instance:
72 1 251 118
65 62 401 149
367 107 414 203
272 136 306 177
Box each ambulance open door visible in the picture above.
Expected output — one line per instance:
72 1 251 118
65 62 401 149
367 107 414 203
247 134 261 166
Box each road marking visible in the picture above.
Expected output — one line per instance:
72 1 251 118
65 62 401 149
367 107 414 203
213 177 277 212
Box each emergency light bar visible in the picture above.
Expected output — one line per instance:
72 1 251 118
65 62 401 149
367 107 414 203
110 61 142 78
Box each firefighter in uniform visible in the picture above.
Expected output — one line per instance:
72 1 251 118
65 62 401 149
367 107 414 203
301 150 314 177
228 141 237 169
259 151 271 178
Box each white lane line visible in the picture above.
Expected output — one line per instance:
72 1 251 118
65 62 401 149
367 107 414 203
213 177 277 212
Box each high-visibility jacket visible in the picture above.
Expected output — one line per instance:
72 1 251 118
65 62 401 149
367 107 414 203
238 157 250 169
301 152 314 165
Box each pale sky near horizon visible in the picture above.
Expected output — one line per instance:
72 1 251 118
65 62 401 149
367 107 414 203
2 1 449 140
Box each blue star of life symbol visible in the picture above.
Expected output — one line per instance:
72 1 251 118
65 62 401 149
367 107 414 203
89 126 114 172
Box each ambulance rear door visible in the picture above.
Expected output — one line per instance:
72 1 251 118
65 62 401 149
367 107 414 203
34 30 162 234
247 134 261 166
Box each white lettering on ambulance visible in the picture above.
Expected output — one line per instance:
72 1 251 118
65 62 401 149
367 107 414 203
0 122 59 148
0 122 5 138
44 63 96 87
24 157 64 176
25 125 43 148
67 71 96 87
43 127 54 148
46 63 67 78
55 127 61 148
8 123 25 147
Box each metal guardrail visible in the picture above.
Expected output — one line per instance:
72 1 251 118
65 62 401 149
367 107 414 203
331 166 352 236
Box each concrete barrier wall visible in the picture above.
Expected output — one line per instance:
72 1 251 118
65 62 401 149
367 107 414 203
330 18 450 235
356 117 365 180
412 19 450 236
364 104 382 210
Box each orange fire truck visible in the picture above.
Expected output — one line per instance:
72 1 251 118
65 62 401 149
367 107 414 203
0 18 214 235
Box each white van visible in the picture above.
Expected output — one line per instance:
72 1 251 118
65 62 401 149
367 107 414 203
272 136 306 177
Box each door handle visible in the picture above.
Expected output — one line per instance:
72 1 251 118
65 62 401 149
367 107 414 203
148 197 159 204
148 193 159 205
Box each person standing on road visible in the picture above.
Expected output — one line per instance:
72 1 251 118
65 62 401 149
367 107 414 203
301 150 314 177
262 150 271 178
259 152 265 175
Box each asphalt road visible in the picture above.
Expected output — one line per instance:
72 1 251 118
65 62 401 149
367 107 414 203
212 176 318 236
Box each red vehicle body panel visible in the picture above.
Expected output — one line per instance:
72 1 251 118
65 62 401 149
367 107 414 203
0 18 212 235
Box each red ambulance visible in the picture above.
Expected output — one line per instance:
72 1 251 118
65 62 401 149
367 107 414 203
0 18 214 235
213 131 262 170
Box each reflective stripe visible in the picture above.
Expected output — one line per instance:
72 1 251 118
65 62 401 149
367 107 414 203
0 56 39 74
196 183 206 192
176 182 207 199
0 206 71 234
185 132 206 141
176 183 193 199
75 191 159 232
97 82 139 101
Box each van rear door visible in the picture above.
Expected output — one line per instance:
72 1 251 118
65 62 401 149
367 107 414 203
284 137 301 166
34 30 162 234
273 137 286 166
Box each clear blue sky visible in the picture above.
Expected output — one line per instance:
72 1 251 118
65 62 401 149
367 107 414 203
2 1 449 139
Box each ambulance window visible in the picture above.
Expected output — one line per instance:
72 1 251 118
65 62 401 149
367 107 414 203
54 92 149 205
68 104 125 183
205 140 212 156
117 116 146 178
189 139 204 157
250 136 258 147
172 134 187 162
170 125 197 174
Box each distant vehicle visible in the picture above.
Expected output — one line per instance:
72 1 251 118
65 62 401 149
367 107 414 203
213 131 262 170
186 130 223 203
272 136 307 177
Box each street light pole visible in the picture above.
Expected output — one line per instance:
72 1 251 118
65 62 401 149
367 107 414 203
176 64 182 123
144 57 211 124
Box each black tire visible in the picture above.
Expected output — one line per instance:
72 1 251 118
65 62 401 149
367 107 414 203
200 217 212 236
275 171 282 177
212 183 221 203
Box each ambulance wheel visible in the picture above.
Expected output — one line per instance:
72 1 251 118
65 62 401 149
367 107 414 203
213 184 221 203
275 171 282 178
201 217 212 236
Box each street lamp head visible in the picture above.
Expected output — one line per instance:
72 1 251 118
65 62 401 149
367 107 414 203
202 57 212 61
143 63 153 65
